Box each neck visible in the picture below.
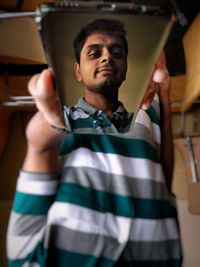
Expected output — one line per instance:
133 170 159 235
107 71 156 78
84 90 119 118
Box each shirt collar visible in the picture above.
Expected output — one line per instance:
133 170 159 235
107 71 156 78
75 97 129 118
74 97 133 132
75 97 98 115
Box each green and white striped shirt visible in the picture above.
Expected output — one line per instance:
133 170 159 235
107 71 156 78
7 95 182 267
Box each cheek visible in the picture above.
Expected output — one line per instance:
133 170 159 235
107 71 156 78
79 65 94 84
81 68 91 82
81 63 96 79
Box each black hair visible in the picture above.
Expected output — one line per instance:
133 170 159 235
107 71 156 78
73 18 128 63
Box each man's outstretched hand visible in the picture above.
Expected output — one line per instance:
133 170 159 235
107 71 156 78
141 52 173 192
28 68 65 128
23 68 66 171
141 52 170 110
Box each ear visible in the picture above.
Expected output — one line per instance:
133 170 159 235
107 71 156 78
74 62 82 81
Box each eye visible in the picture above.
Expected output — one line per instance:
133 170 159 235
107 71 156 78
88 49 101 59
110 46 125 59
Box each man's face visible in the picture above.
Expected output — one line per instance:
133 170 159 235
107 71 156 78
74 33 127 95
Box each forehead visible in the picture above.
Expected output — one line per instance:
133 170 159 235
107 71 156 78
82 32 124 50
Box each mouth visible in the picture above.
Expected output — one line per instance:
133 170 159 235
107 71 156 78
96 68 116 76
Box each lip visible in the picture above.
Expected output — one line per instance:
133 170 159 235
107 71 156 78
96 68 116 75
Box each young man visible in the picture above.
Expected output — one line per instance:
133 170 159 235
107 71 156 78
7 19 182 266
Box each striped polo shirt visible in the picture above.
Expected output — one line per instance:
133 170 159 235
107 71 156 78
7 95 182 267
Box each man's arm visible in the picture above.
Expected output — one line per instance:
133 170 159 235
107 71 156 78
7 69 66 266
158 76 173 193
23 111 65 172
142 52 174 192
23 68 66 172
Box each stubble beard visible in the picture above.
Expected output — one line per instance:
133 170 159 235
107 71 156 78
88 77 123 96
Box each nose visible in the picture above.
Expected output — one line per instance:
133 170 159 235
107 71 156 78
101 48 112 63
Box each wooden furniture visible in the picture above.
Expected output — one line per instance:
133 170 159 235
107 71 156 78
0 15 46 157
182 13 200 111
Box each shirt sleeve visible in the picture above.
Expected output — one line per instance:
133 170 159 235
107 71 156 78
7 170 58 267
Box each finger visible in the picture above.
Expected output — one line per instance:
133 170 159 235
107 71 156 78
141 81 156 110
28 73 40 96
37 69 56 99
153 68 169 83
152 51 169 83
28 69 56 101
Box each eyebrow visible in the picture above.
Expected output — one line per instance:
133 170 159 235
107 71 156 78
86 44 102 50
86 43 124 51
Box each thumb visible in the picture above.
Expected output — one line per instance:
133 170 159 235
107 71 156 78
36 68 56 100
152 68 169 83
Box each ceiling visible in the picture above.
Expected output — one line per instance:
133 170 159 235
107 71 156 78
0 0 199 76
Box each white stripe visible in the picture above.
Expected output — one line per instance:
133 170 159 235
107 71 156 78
71 109 89 120
17 179 58 195
47 202 179 242
7 224 45 259
130 218 179 241
135 109 161 144
153 92 159 103
48 202 131 244
152 122 161 144
60 148 165 183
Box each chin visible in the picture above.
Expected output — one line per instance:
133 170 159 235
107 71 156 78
87 77 123 94
95 84 117 95
97 78 121 91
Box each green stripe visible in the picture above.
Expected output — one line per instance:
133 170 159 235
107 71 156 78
70 117 95 128
56 183 176 219
61 133 159 162
146 106 159 124
8 258 26 267
13 192 55 215
8 242 47 267
7 246 181 267
71 117 112 129
46 246 114 267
